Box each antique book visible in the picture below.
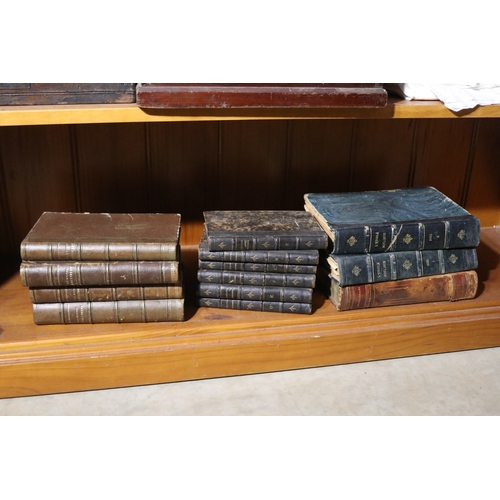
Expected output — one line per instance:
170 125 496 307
203 210 328 251
136 84 388 109
29 284 183 304
198 297 312 315
20 212 181 261
20 260 180 287
304 187 480 254
0 83 136 105
197 270 316 288
199 232 319 265
32 298 185 325
317 269 478 311
197 283 313 304
326 247 478 286
199 259 317 274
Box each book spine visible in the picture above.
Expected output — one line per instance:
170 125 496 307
197 270 316 288
332 216 481 254
29 285 184 303
20 242 179 261
332 271 478 311
198 298 312 315
32 299 185 324
207 234 327 252
198 248 320 265
20 261 180 287
333 248 478 286
198 260 317 274
197 283 313 303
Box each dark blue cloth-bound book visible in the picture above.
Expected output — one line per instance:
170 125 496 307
304 187 480 254
325 247 478 286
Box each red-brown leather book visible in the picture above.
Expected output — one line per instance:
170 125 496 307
20 212 181 261
318 269 478 311
136 84 388 109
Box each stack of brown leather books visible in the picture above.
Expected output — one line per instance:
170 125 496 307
196 210 328 314
19 212 184 324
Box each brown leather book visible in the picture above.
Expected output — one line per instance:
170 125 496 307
32 299 185 324
20 212 181 261
318 269 478 311
29 284 183 303
20 260 181 287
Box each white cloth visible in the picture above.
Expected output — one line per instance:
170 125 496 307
386 83 500 112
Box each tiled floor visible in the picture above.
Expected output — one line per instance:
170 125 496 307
1 346 500 415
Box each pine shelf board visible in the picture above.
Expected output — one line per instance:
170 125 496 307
2 98 500 127
1 227 500 398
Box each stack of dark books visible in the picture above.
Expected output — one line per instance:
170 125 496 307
304 187 480 311
19 212 184 324
197 210 328 314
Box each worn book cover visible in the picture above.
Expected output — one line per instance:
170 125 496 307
304 187 480 254
326 247 478 286
20 260 181 287
32 298 185 324
203 210 328 251
29 283 184 303
198 297 312 315
198 231 320 265
317 268 478 311
21 212 181 261
197 283 313 304
197 269 316 288
199 259 317 274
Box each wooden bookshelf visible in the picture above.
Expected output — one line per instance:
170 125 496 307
1 96 500 398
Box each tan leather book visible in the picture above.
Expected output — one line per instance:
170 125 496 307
29 284 183 303
32 299 185 324
20 260 181 287
20 212 181 261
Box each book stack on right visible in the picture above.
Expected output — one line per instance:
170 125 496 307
304 187 480 311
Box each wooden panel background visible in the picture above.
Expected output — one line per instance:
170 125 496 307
1 118 499 258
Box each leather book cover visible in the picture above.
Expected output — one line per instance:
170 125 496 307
197 270 316 288
136 84 388 109
327 247 478 286
32 298 185 324
199 259 317 275
29 284 183 303
20 260 180 287
197 283 313 304
0 83 136 105
317 268 478 311
203 210 328 251
21 212 181 261
304 187 480 254
198 297 312 315
198 231 320 265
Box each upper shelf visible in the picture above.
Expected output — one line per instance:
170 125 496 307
2 97 500 126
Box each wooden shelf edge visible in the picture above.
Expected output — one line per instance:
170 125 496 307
1 304 500 398
2 98 500 126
